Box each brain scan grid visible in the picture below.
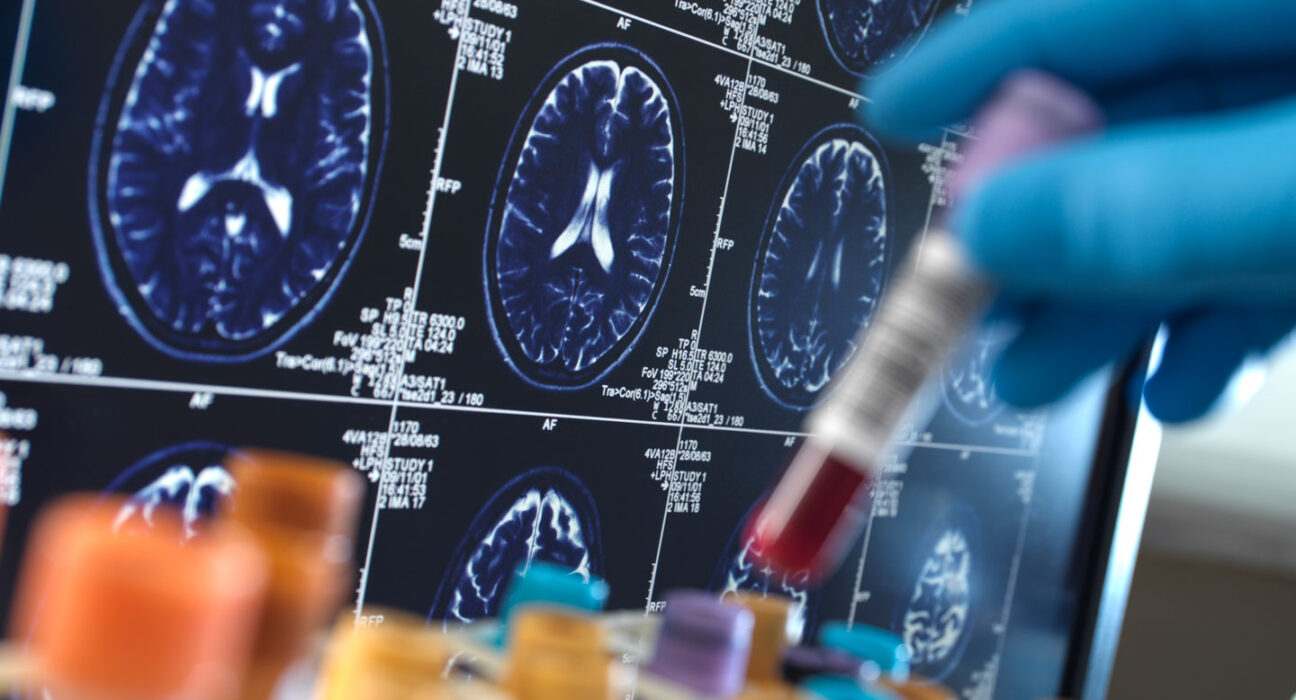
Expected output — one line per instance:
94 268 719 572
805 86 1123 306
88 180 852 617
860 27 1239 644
0 1 1113 697
90 0 387 361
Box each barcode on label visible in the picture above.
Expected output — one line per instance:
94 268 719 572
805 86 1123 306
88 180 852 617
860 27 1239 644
817 231 990 443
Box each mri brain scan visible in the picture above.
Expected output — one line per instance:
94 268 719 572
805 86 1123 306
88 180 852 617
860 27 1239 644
941 326 1012 425
817 0 942 75
105 441 236 539
750 125 889 409
711 498 815 641
90 0 388 361
485 44 683 389
430 467 603 626
896 505 978 680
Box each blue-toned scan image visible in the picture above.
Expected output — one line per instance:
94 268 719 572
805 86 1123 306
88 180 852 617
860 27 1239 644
893 503 979 681
817 0 941 76
710 497 816 641
429 467 603 627
89 0 389 361
103 441 236 539
484 44 683 390
941 325 1012 426
750 125 890 409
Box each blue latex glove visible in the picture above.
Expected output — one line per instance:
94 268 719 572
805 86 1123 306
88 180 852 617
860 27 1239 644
866 0 1296 422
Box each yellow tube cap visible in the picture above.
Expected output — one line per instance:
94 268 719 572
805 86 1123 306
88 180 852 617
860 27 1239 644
731 593 794 683
505 608 609 700
318 609 455 700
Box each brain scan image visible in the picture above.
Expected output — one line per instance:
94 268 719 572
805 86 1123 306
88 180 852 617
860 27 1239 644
429 467 603 627
484 44 683 389
817 0 941 76
711 498 816 641
89 0 389 361
103 441 236 539
750 125 890 409
941 326 1013 426
894 505 979 680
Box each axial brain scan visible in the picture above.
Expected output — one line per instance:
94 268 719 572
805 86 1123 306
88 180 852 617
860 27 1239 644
486 45 681 389
430 468 602 626
713 522 815 641
898 505 978 679
91 0 386 360
942 326 1012 425
817 0 941 75
107 442 236 539
750 125 889 409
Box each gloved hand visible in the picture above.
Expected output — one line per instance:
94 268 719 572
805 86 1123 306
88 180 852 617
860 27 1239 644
865 0 1296 422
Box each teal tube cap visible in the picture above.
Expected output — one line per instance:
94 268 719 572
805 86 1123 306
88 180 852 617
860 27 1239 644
817 622 911 682
499 560 610 626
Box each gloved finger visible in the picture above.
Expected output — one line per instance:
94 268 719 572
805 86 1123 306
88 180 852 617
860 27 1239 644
991 306 1156 408
1100 62 1296 124
957 97 1296 306
1142 309 1296 422
866 0 1296 140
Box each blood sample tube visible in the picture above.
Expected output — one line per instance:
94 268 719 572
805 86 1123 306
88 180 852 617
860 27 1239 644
748 70 1105 579
11 494 268 700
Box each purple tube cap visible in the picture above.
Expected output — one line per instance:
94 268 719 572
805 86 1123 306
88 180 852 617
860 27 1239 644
648 592 755 697
950 69 1104 206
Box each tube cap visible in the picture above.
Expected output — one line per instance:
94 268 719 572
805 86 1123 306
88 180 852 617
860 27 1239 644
505 608 609 700
817 623 910 682
13 495 267 700
223 450 365 700
318 609 454 700
500 560 609 624
731 593 794 683
648 591 754 697
949 70 1104 206
224 449 364 547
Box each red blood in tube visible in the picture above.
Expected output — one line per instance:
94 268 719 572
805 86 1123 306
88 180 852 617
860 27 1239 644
746 449 871 579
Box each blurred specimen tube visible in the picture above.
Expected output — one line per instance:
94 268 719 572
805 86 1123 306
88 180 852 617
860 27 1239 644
316 608 455 700
11 494 268 700
222 449 364 700
504 607 610 700
732 593 794 686
748 70 1104 579
648 591 754 698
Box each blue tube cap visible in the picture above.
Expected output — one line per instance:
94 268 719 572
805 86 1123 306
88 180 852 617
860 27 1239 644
801 675 901 700
817 622 911 682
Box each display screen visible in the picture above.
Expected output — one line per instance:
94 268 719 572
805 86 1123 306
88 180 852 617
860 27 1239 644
0 1 1129 697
